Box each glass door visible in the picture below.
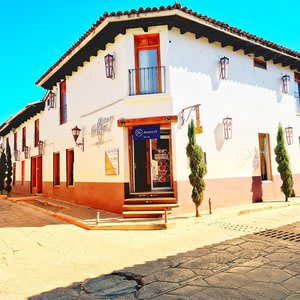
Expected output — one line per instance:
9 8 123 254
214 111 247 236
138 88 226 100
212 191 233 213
150 130 172 190
135 34 161 95
138 49 159 94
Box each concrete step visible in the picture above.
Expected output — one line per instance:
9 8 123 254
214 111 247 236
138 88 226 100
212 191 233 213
124 197 177 204
123 203 179 211
129 191 174 198
122 210 171 218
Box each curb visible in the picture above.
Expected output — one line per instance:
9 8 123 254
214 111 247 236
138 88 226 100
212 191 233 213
3 197 300 231
5 198 168 230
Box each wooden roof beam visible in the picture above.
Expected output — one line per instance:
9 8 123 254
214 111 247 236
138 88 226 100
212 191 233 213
282 57 295 67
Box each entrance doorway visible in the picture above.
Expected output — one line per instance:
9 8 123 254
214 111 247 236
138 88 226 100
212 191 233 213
132 129 172 192
31 156 42 194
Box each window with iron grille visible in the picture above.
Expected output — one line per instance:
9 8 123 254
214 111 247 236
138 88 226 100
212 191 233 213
60 81 67 125
22 127 26 152
14 132 17 151
295 73 300 115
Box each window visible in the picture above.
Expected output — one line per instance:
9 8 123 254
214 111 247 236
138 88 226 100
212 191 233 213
131 34 162 95
6 137 9 149
258 133 272 181
22 127 26 152
60 81 67 124
14 132 17 151
34 119 39 147
254 58 267 70
66 149 74 186
21 160 25 185
53 152 60 186
294 72 300 115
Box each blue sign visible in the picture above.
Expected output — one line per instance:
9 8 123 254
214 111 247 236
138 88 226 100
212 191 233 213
133 125 160 141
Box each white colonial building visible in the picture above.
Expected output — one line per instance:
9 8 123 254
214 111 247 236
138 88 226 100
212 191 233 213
1 3 300 217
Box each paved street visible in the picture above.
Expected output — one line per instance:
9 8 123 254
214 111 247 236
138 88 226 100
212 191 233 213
1 199 300 299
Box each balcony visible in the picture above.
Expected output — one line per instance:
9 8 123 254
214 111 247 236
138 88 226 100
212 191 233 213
129 66 166 96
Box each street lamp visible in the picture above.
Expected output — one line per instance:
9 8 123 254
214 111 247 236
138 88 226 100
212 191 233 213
220 56 229 80
71 126 84 151
282 75 290 94
223 117 232 139
285 126 293 145
104 54 114 79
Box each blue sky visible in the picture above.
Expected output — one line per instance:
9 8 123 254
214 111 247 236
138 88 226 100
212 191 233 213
0 0 299 125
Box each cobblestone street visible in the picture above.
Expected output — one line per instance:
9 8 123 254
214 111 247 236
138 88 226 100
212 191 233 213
1 199 300 299
32 222 300 299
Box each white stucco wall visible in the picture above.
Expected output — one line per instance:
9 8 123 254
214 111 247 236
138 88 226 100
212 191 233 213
38 25 172 185
4 24 300 192
168 28 300 182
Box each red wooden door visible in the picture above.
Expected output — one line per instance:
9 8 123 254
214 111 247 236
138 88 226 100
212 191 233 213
31 157 36 194
36 156 43 193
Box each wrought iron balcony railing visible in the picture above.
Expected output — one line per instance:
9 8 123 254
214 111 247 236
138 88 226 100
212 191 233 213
129 66 166 96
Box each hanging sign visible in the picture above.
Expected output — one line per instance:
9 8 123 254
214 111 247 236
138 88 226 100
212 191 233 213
132 125 160 141
195 105 203 134
105 148 119 175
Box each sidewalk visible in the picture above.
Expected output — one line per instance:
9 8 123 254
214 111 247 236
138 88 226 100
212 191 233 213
2 194 300 230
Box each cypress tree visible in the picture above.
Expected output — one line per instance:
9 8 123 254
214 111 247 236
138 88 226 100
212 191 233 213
186 119 207 217
0 150 7 195
274 124 293 202
5 142 12 197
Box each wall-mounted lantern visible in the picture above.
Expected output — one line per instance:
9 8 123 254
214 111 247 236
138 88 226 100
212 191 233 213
285 126 293 145
38 141 44 156
14 150 20 161
223 116 232 139
24 146 30 159
220 56 229 80
104 54 114 79
71 126 84 151
282 75 290 94
47 91 56 109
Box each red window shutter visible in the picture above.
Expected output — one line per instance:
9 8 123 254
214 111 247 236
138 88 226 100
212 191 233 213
21 161 25 185
67 149 74 186
22 127 26 151
35 120 39 147
53 153 60 185
60 81 67 124
31 158 36 187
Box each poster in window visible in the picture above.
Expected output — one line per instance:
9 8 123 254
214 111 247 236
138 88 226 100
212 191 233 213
105 148 119 176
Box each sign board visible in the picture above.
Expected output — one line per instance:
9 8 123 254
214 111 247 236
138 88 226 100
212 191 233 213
195 125 203 134
105 148 119 175
91 116 114 144
132 125 160 141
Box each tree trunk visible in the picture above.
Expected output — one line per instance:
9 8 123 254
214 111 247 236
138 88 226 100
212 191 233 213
195 206 199 217
285 195 288 202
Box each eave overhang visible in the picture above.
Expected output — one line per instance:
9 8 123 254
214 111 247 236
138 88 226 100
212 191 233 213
36 6 300 90
0 100 45 137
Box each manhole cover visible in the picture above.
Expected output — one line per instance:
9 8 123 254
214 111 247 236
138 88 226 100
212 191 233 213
82 273 141 298
255 229 300 243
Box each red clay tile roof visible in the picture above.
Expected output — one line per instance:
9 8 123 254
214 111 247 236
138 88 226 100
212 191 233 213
36 2 300 87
